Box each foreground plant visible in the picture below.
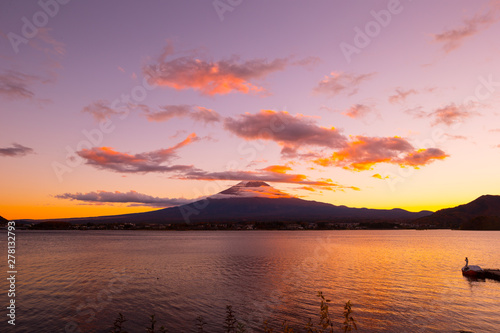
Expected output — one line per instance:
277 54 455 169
110 313 127 333
342 301 357 332
109 292 356 332
224 305 246 333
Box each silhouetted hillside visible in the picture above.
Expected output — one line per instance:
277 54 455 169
0 215 8 223
416 195 500 229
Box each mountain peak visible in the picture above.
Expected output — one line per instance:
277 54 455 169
212 181 291 199
236 181 270 187
416 194 500 229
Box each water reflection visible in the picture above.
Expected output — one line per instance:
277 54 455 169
2 230 499 333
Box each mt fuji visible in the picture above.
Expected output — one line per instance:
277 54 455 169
29 181 432 225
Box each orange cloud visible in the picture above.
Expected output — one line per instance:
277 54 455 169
372 173 389 180
77 134 198 173
342 104 372 119
262 165 293 174
314 136 448 171
400 148 449 167
299 186 316 192
182 166 358 191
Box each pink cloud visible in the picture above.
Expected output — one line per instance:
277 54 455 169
82 100 128 121
141 104 221 124
313 71 375 97
432 10 498 53
0 70 41 100
143 42 289 95
224 110 347 156
429 104 478 126
388 88 417 104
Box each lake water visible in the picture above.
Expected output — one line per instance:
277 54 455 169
1 230 499 332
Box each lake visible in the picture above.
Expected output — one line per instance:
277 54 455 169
1 230 499 332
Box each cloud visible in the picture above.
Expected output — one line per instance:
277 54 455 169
191 106 222 123
143 42 289 95
225 110 447 172
401 148 449 167
404 106 427 118
429 104 478 126
432 11 498 53
406 104 479 126
444 134 467 140
141 104 221 124
0 143 34 157
489 128 500 133
223 110 347 155
82 100 127 121
141 104 191 122
182 165 359 191
314 136 448 171
388 88 417 104
342 104 372 119
77 133 199 173
313 71 375 97
292 56 321 69
0 70 41 100
261 165 293 174
55 190 196 208
30 27 66 57
372 173 389 180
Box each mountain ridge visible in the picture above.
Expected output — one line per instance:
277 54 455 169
415 194 500 229
26 181 433 225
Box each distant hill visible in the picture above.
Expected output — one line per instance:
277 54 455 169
0 215 9 223
416 195 500 229
31 181 432 225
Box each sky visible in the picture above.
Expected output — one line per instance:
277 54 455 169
1 0 500 220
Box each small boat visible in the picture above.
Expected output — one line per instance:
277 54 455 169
462 265 485 278
461 257 485 278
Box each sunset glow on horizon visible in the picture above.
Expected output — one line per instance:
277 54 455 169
2 0 500 220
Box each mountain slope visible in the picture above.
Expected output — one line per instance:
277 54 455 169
0 215 8 223
32 181 432 224
415 195 500 229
